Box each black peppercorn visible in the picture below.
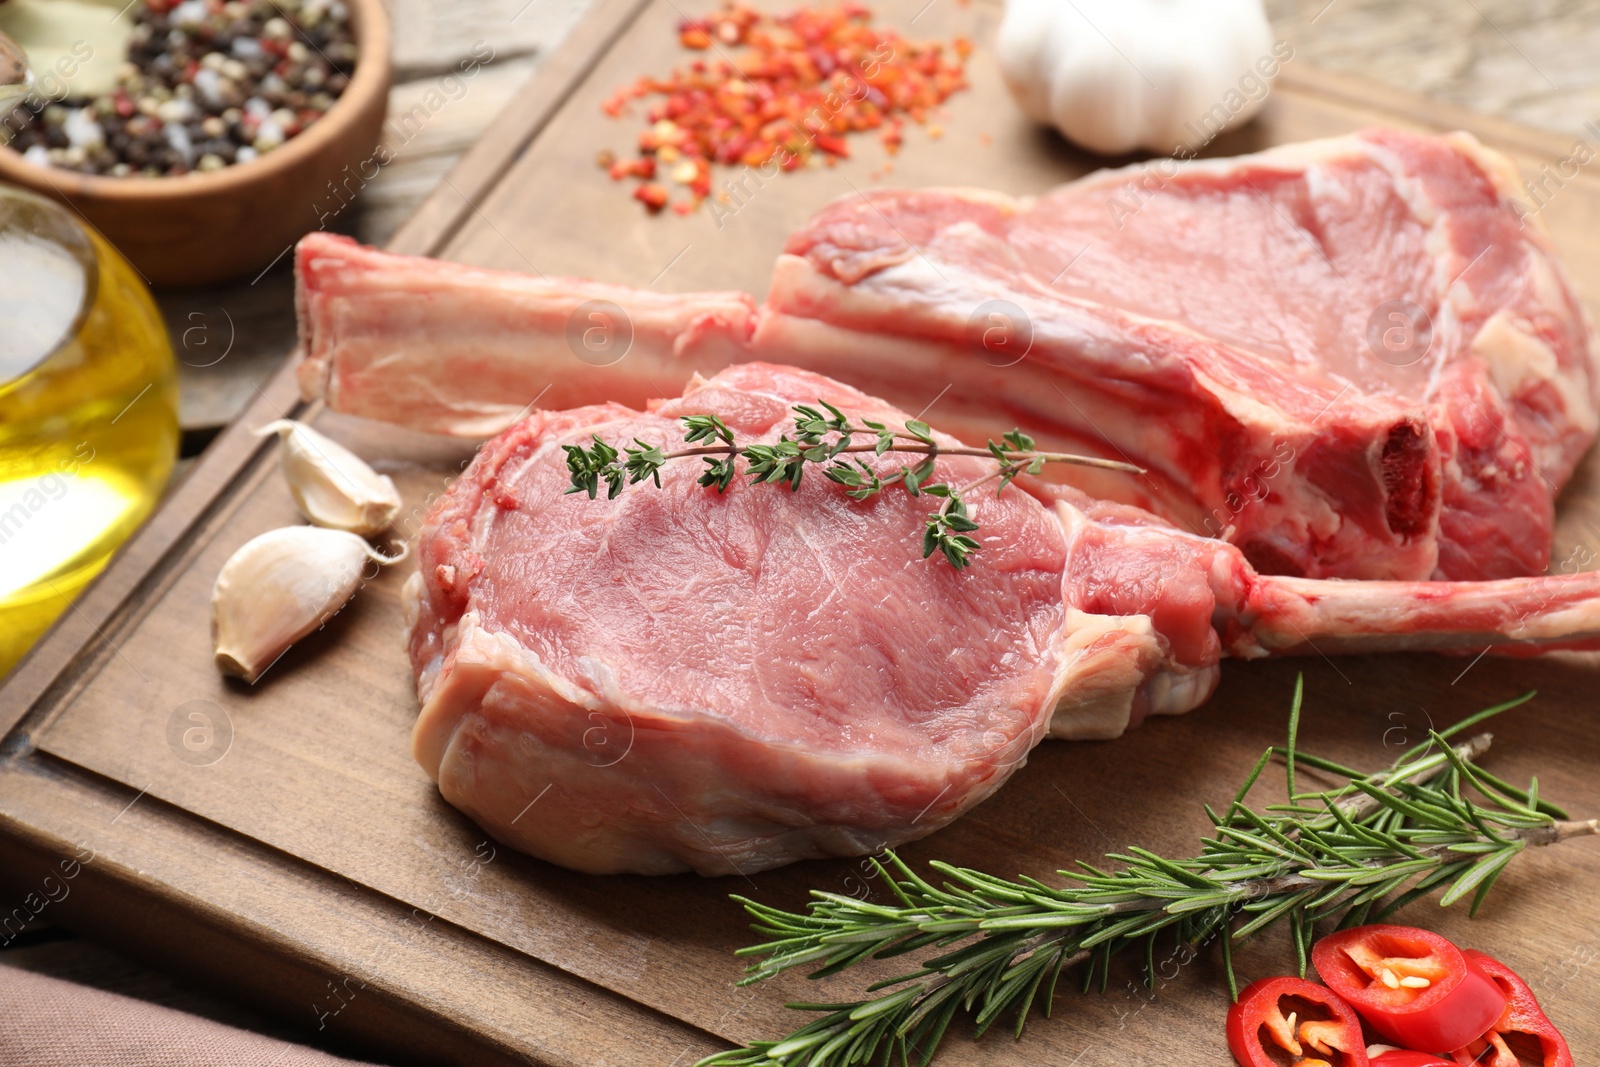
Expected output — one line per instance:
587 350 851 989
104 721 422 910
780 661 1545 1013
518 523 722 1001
2 0 359 177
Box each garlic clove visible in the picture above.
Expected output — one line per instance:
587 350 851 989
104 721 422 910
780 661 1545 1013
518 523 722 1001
212 526 405 683
257 419 402 535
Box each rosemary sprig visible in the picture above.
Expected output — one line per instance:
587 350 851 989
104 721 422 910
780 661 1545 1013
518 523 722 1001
563 401 1138 568
697 681 1598 1067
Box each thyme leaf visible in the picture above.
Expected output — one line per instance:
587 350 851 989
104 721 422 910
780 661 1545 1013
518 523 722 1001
566 401 1140 568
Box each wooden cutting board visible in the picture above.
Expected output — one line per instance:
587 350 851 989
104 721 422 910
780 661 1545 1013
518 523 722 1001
5 1 1600 1064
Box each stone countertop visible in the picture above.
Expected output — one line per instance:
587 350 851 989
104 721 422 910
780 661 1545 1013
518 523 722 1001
1267 0 1600 138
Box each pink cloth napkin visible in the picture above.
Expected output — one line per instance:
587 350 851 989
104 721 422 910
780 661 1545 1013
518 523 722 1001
0 963 390 1067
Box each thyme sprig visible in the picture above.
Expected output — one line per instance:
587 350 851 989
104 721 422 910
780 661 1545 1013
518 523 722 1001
563 401 1139 568
697 681 1598 1067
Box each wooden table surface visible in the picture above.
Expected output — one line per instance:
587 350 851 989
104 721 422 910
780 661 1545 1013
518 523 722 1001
8 0 1600 1061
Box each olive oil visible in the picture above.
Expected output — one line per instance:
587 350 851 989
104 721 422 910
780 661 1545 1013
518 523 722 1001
0 186 178 674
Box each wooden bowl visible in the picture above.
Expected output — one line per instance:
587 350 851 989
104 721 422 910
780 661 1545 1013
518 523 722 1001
0 0 392 288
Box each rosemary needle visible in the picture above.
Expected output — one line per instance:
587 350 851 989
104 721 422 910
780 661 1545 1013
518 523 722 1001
696 683 1597 1067
564 401 1139 569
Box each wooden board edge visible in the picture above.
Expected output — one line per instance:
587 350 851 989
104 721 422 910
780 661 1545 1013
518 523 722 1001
1278 65 1585 163
0 0 661 736
384 0 658 257
0 361 303 738
0 752 729 1067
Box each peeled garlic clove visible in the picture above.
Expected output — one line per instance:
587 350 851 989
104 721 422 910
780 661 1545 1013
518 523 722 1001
258 419 402 535
212 526 405 683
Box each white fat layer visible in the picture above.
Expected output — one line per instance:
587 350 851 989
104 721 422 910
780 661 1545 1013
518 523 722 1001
1068 133 1368 188
1526 246 1569 311
1045 501 1184 740
463 613 599 710
1474 310 1598 438
1356 138 1439 228
1142 664 1221 717
1044 610 1153 740
400 570 422 630
1443 131 1529 208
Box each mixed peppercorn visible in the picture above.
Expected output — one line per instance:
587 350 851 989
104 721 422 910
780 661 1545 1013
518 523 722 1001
599 2 971 215
3 0 355 177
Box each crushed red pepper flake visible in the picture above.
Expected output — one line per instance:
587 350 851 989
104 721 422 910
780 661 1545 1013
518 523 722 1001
634 182 671 212
600 2 970 215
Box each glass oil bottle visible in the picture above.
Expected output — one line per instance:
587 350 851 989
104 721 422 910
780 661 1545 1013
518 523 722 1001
0 184 178 674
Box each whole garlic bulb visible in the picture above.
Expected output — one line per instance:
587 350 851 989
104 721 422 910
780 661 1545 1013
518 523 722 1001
212 526 404 684
995 0 1281 156
258 419 402 536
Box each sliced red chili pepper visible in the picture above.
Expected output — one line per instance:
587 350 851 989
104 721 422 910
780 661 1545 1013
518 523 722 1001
1312 926 1505 1054
1227 976 1370 1067
1447 951 1573 1067
1372 1051 1455 1067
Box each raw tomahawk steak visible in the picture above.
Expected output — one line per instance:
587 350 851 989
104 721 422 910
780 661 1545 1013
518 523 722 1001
297 129 1599 584
408 364 1600 876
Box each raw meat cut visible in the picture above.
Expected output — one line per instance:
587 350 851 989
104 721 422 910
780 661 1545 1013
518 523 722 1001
408 363 1600 876
296 129 1600 584
294 247 757 438
764 129 1599 584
